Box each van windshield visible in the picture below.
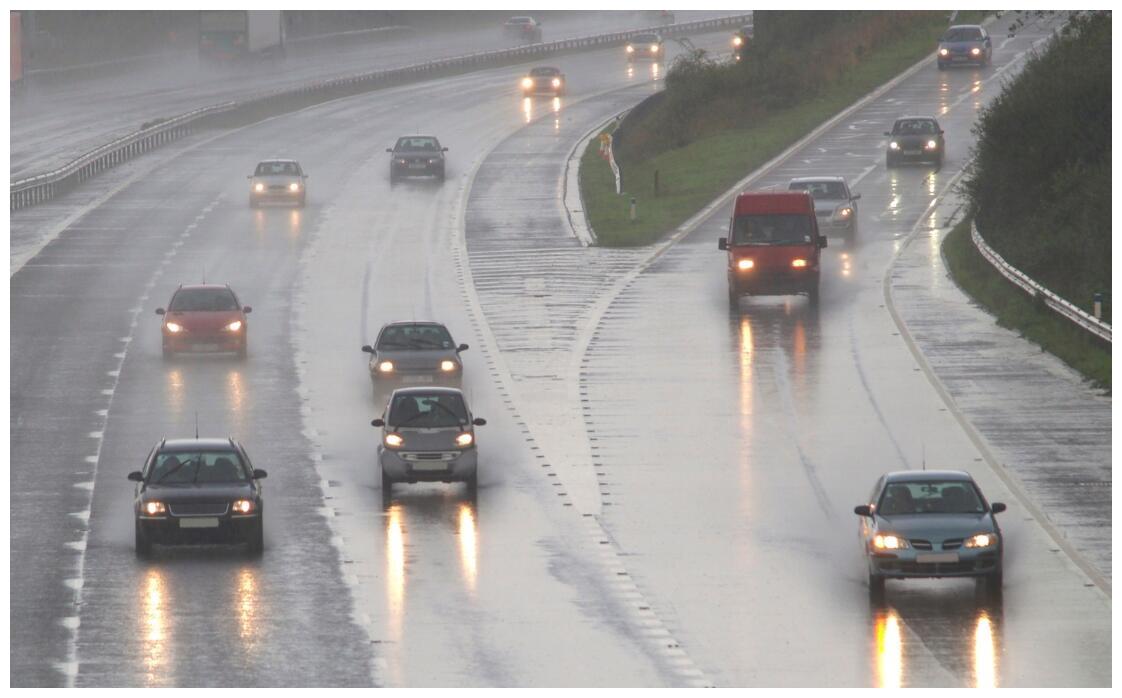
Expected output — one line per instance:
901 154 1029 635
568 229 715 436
731 214 814 245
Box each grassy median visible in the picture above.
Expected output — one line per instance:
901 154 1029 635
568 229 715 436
942 216 1111 390
581 11 984 247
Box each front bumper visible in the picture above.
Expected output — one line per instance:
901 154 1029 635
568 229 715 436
938 53 986 67
380 447 477 483
888 147 941 162
251 187 304 202
138 512 260 544
163 332 245 353
816 215 855 232
730 269 819 297
868 546 1001 579
391 161 443 177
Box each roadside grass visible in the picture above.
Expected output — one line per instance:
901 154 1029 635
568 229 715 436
582 11 985 247
942 216 1111 390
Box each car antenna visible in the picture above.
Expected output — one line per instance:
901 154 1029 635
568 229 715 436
195 411 199 440
202 265 206 284
921 441 926 471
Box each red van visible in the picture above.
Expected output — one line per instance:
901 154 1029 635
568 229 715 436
718 191 827 307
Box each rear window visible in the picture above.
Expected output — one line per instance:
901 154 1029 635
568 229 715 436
389 393 469 428
731 213 814 245
169 288 240 312
149 450 248 484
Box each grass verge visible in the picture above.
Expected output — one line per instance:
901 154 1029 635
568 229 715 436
942 215 1110 390
582 11 984 246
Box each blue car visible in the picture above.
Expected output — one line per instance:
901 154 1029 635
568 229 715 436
937 24 992 69
855 470 1006 598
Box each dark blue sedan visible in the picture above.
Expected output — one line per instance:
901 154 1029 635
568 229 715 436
937 24 992 69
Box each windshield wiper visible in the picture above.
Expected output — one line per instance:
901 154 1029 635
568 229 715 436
156 457 196 484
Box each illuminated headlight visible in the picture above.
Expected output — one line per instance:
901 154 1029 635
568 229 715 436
939 47 949 56
440 360 457 372
889 141 900 150
225 320 243 332
964 533 997 548
970 47 981 56
521 77 534 88
736 258 754 271
377 360 394 373
253 182 265 192
398 159 407 165
143 501 167 516
429 158 440 164
626 45 635 53
551 78 561 87
791 258 808 268
384 433 404 448
873 533 909 550
288 182 300 192
733 36 743 47
925 140 938 150
454 432 474 448
231 499 255 514
650 44 659 53
836 206 853 219
164 322 183 333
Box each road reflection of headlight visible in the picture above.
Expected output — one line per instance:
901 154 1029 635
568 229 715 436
874 611 903 688
974 611 998 688
458 504 478 594
552 97 561 113
142 569 169 682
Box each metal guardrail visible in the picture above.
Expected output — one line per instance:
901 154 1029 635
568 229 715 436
10 14 750 212
971 219 1111 343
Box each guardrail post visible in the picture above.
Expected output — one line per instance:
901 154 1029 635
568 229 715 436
1093 292 1103 320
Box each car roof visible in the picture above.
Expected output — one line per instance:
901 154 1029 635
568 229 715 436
396 134 438 140
160 437 239 451
530 66 560 72
632 33 661 40
896 115 939 122
258 158 298 163
175 284 234 292
380 321 448 330
882 470 974 483
389 386 466 398
946 24 983 31
789 176 845 184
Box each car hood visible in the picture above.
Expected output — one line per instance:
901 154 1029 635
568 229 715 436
876 513 994 538
388 427 472 450
142 482 255 501
375 348 459 370
164 309 243 331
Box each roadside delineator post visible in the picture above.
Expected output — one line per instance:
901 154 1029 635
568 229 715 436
1093 291 1103 320
630 197 637 222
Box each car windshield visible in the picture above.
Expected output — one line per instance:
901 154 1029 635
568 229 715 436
255 161 300 176
150 450 248 484
877 480 985 515
731 214 814 245
632 34 659 43
789 181 847 200
942 27 982 42
168 288 240 312
530 68 558 77
395 137 440 152
895 119 938 135
389 393 469 428
508 17 531 24
377 324 454 350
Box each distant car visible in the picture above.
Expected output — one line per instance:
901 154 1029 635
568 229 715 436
128 437 268 557
387 135 447 183
626 33 663 62
373 387 486 500
362 322 469 394
248 159 306 208
644 10 674 25
156 284 251 359
937 24 992 69
503 16 542 42
788 176 860 243
520 66 566 96
732 25 753 61
854 470 1006 598
885 116 944 167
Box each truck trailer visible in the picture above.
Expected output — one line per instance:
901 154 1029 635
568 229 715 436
199 10 285 61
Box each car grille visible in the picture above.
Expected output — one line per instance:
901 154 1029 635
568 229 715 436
910 539 933 550
268 185 288 192
169 501 229 516
402 452 457 462
942 539 963 550
899 561 976 575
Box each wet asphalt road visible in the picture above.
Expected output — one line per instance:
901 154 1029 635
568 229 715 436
9 14 1110 688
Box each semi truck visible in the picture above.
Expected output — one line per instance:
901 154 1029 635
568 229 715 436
199 11 285 62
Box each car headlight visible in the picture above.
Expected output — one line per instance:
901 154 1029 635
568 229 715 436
733 36 743 47
288 182 300 192
971 47 981 56
164 322 183 333
440 360 457 372
384 433 404 448
397 159 407 165
454 432 474 448
964 532 997 548
225 320 243 332
889 141 900 150
377 360 394 373
253 182 265 192
429 158 440 164
626 45 635 53
836 206 853 219
650 44 659 53
143 501 167 516
737 258 754 271
939 47 949 56
551 78 561 87
791 258 808 268
925 139 938 150
232 499 255 514
873 533 909 550
521 77 533 88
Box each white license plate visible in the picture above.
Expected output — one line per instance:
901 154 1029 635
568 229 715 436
408 163 427 169
916 552 959 564
180 517 220 528
410 375 434 383
411 462 448 471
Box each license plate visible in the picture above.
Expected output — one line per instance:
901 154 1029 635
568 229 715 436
180 517 220 528
410 375 434 383
411 462 448 471
916 552 959 564
408 163 426 169
903 150 921 155
192 343 220 352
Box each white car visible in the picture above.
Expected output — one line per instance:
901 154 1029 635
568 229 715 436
788 176 860 243
248 159 307 208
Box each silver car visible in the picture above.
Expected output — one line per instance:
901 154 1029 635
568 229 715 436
361 322 469 397
248 159 307 207
855 470 1006 598
788 176 860 242
372 387 486 501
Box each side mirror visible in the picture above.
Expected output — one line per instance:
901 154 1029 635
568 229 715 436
155 308 165 315
253 469 268 479
442 147 449 152
938 130 945 135
243 306 252 313
385 148 393 153
854 505 872 517
361 344 375 354
718 237 728 251
371 418 385 427
472 417 487 426
246 175 253 179
990 502 1006 514
127 471 144 482
883 131 891 136
303 174 309 179
819 236 828 249
852 193 861 201
457 343 469 352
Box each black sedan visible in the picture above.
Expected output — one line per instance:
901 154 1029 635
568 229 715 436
855 470 1006 598
388 135 448 183
128 437 267 557
885 116 944 167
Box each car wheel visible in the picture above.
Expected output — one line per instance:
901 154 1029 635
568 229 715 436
465 473 478 499
728 285 740 311
389 171 397 186
437 168 446 183
868 572 886 599
162 344 174 360
808 278 821 306
984 569 1003 594
885 154 895 168
135 521 152 558
246 521 264 556
297 195 306 208
381 469 394 506
937 61 946 71
237 341 248 360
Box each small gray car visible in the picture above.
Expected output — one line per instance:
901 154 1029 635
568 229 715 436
372 387 486 501
788 176 860 242
362 322 468 396
855 470 1006 598
248 159 307 207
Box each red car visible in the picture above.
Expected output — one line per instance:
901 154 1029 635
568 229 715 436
156 284 251 358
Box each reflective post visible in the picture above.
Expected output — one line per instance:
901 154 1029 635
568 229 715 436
629 197 637 222
1093 291 1103 320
